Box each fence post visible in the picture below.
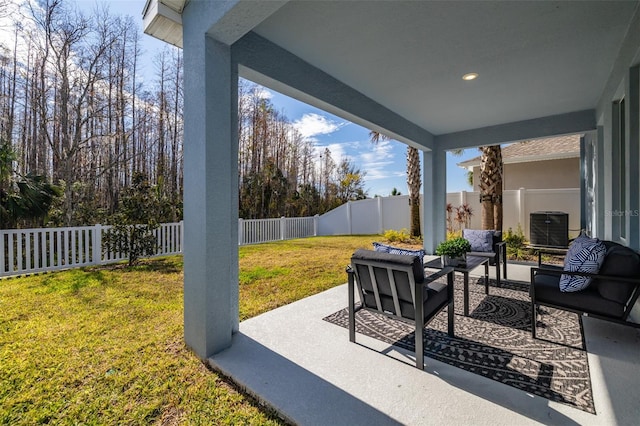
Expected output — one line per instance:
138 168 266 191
238 218 243 245
518 188 526 231
280 216 286 240
93 224 102 264
0 230 4 276
180 220 184 253
314 214 319 236
377 196 384 233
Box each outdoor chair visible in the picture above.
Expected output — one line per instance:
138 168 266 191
462 229 507 286
530 236 640 338
346 249 455 370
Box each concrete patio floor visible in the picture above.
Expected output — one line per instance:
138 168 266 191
209 261 640 425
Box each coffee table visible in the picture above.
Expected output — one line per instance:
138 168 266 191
424 256 489 316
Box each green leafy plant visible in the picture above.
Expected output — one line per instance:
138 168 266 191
435 237 471 257
383 228 421 244
504 224 531 260
504 224 526 249
102 173 160 266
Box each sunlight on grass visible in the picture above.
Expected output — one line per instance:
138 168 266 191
0 235 380 424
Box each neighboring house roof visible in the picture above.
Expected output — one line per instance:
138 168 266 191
457 134 581 170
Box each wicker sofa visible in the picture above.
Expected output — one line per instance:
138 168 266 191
530 240 640 338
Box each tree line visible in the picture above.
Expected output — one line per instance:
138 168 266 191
0 0 366 229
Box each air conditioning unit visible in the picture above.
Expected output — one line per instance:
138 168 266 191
530 212 569 248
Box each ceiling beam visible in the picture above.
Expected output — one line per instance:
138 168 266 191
435 110 596 150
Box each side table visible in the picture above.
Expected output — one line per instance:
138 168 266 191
424 256 489 316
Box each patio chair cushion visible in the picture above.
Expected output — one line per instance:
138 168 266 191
353 248 424 284
351 249 450 321
372 242 425 268
534 273 625 318
595 242 640 304
462 229 494 252
559 234 606 292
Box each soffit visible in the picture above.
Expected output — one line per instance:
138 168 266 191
253 1 638 135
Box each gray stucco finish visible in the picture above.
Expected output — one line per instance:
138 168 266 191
182 4 240 359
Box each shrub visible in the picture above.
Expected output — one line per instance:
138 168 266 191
504 224 526 249
504 224 532 260
447 230 462 240
102 173 160 266
383 228 414 243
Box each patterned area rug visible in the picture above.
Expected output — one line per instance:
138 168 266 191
323 277 595 414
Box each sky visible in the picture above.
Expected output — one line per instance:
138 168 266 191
8 0 478 196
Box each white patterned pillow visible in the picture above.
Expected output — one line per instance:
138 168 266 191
462 229 494 252
372 242 425 268
559 236 607 292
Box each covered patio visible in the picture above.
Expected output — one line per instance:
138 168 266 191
210 262 639 425
143 1 640 423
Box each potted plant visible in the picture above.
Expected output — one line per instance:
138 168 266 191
435 237 471 267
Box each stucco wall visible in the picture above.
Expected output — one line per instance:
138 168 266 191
471 158 579 190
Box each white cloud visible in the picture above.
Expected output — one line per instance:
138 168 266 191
293 113 345 138
360 139 395 163
359 139 404 180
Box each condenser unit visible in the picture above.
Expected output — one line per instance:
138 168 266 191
530 212 569 248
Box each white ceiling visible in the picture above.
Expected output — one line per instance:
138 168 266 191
253 1 638 135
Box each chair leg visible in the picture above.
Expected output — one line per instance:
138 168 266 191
348 271 356 343
503 249 508 280
447 271 454 336
531 301 537 339
415 328 424 370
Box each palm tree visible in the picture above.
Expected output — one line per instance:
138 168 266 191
370 131 422 237
479 145 503 231
0 142 60 228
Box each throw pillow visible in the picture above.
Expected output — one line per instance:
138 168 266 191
462 229 494 252
372 242 425 268
559 235 607 292
562 233 591 270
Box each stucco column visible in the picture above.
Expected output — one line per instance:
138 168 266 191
182 29 239 359
423 148 447 254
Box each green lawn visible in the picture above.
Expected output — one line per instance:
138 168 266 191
0 235 379 424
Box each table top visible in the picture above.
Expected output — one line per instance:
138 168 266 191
424 255 488 273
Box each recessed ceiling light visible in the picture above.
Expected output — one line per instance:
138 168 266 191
462 73 478 81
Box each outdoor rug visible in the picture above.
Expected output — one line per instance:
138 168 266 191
323 277 595 414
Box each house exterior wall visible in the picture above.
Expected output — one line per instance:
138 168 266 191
471 158 579 191
593 7 640 321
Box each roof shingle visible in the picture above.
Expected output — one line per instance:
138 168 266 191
457 134 581 168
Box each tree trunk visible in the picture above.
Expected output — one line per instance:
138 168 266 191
407 146 421 237
479 145 503 231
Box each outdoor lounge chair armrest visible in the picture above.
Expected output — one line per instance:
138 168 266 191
531 267 640 285
423 266 455 284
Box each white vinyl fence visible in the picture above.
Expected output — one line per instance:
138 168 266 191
1 217 319 277
2 189 577 277
238 216 318 245
1 222 183 278
317 188 581 239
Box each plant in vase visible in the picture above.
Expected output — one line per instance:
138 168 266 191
435 237 471 267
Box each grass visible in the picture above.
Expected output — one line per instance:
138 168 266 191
0 235 379 424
